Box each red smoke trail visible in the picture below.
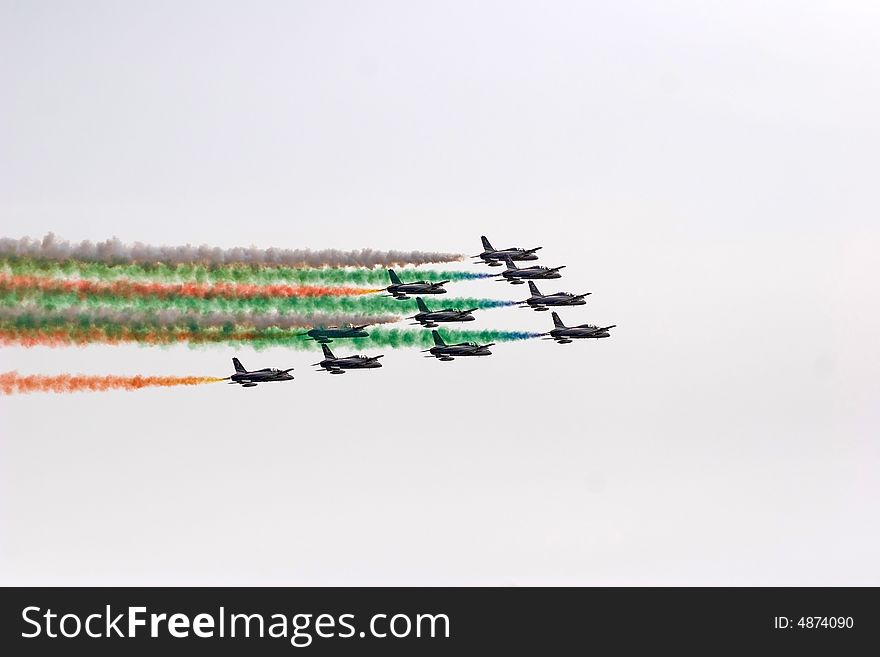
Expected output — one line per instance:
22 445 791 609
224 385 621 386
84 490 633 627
0 273 382 299
1 371 225 394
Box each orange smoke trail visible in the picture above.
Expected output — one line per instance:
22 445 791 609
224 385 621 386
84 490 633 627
0 273 382 299
1 371 225 395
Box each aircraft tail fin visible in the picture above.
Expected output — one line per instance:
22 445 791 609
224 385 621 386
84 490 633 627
232 357 246 373
387 269 402 285
527 281 541 296
551 312 566 328
431 330 446 347
480 235 494 251
415 297 430 313
321 344 335 360
504 256 517 269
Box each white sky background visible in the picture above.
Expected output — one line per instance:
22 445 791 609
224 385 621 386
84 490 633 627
0 0 878 585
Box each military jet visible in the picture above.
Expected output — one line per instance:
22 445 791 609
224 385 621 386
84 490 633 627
474 235 542 266
226 357 294 387
408 297 478 328
298 323 371 343
544 312 615 344
423 330 494 361
497 256 565 284
385 269 448 300
313 344 384 374
520 281 591 311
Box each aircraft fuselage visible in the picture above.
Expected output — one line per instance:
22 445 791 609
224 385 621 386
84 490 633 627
527 294 587 308
318 356 383 373
307 328 370 342
387 282 447 299
503 267 563 281
550 327 611 340
429 344 492 359
480 248 540 265
415 310 475 325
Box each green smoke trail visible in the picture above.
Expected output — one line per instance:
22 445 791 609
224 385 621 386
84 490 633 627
0 287 516 316
0 257 491 286
0 319 540 351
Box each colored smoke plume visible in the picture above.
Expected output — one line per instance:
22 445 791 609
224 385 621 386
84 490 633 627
0 324 542 350
0 371 224 395
0 286 517 316
0 306 397 330
1 257 494 286
0 234 463 267
0 273 382 299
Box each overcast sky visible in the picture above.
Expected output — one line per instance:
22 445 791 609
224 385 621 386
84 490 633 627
1 0 878 585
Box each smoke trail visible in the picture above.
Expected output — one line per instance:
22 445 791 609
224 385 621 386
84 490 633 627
0 273 382 299
0 257 494 286
0 286 518 316
345 328 542 349
0 324 541 350
1 371 224 395
0 306 397 330
0 326 265 347
0 233 464 267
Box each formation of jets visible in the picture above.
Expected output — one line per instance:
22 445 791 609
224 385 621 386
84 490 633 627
473 235 615 344
226 235 615 385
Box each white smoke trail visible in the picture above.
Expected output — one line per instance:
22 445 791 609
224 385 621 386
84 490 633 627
0 306 398 329
0 233 463 267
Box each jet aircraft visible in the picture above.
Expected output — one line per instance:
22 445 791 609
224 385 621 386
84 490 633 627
408 297 478 328
226 357 294 387
423 330 494 361
474 235 542 266
520 281 591 311
385 269 448 300
544 312 615 344
299 323 371 343
313 344 384 374
497 256 565 284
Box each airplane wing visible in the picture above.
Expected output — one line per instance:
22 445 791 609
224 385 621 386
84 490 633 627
432 280 450 286
460 308 479 315
525 246 543 253
545 266 566 273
